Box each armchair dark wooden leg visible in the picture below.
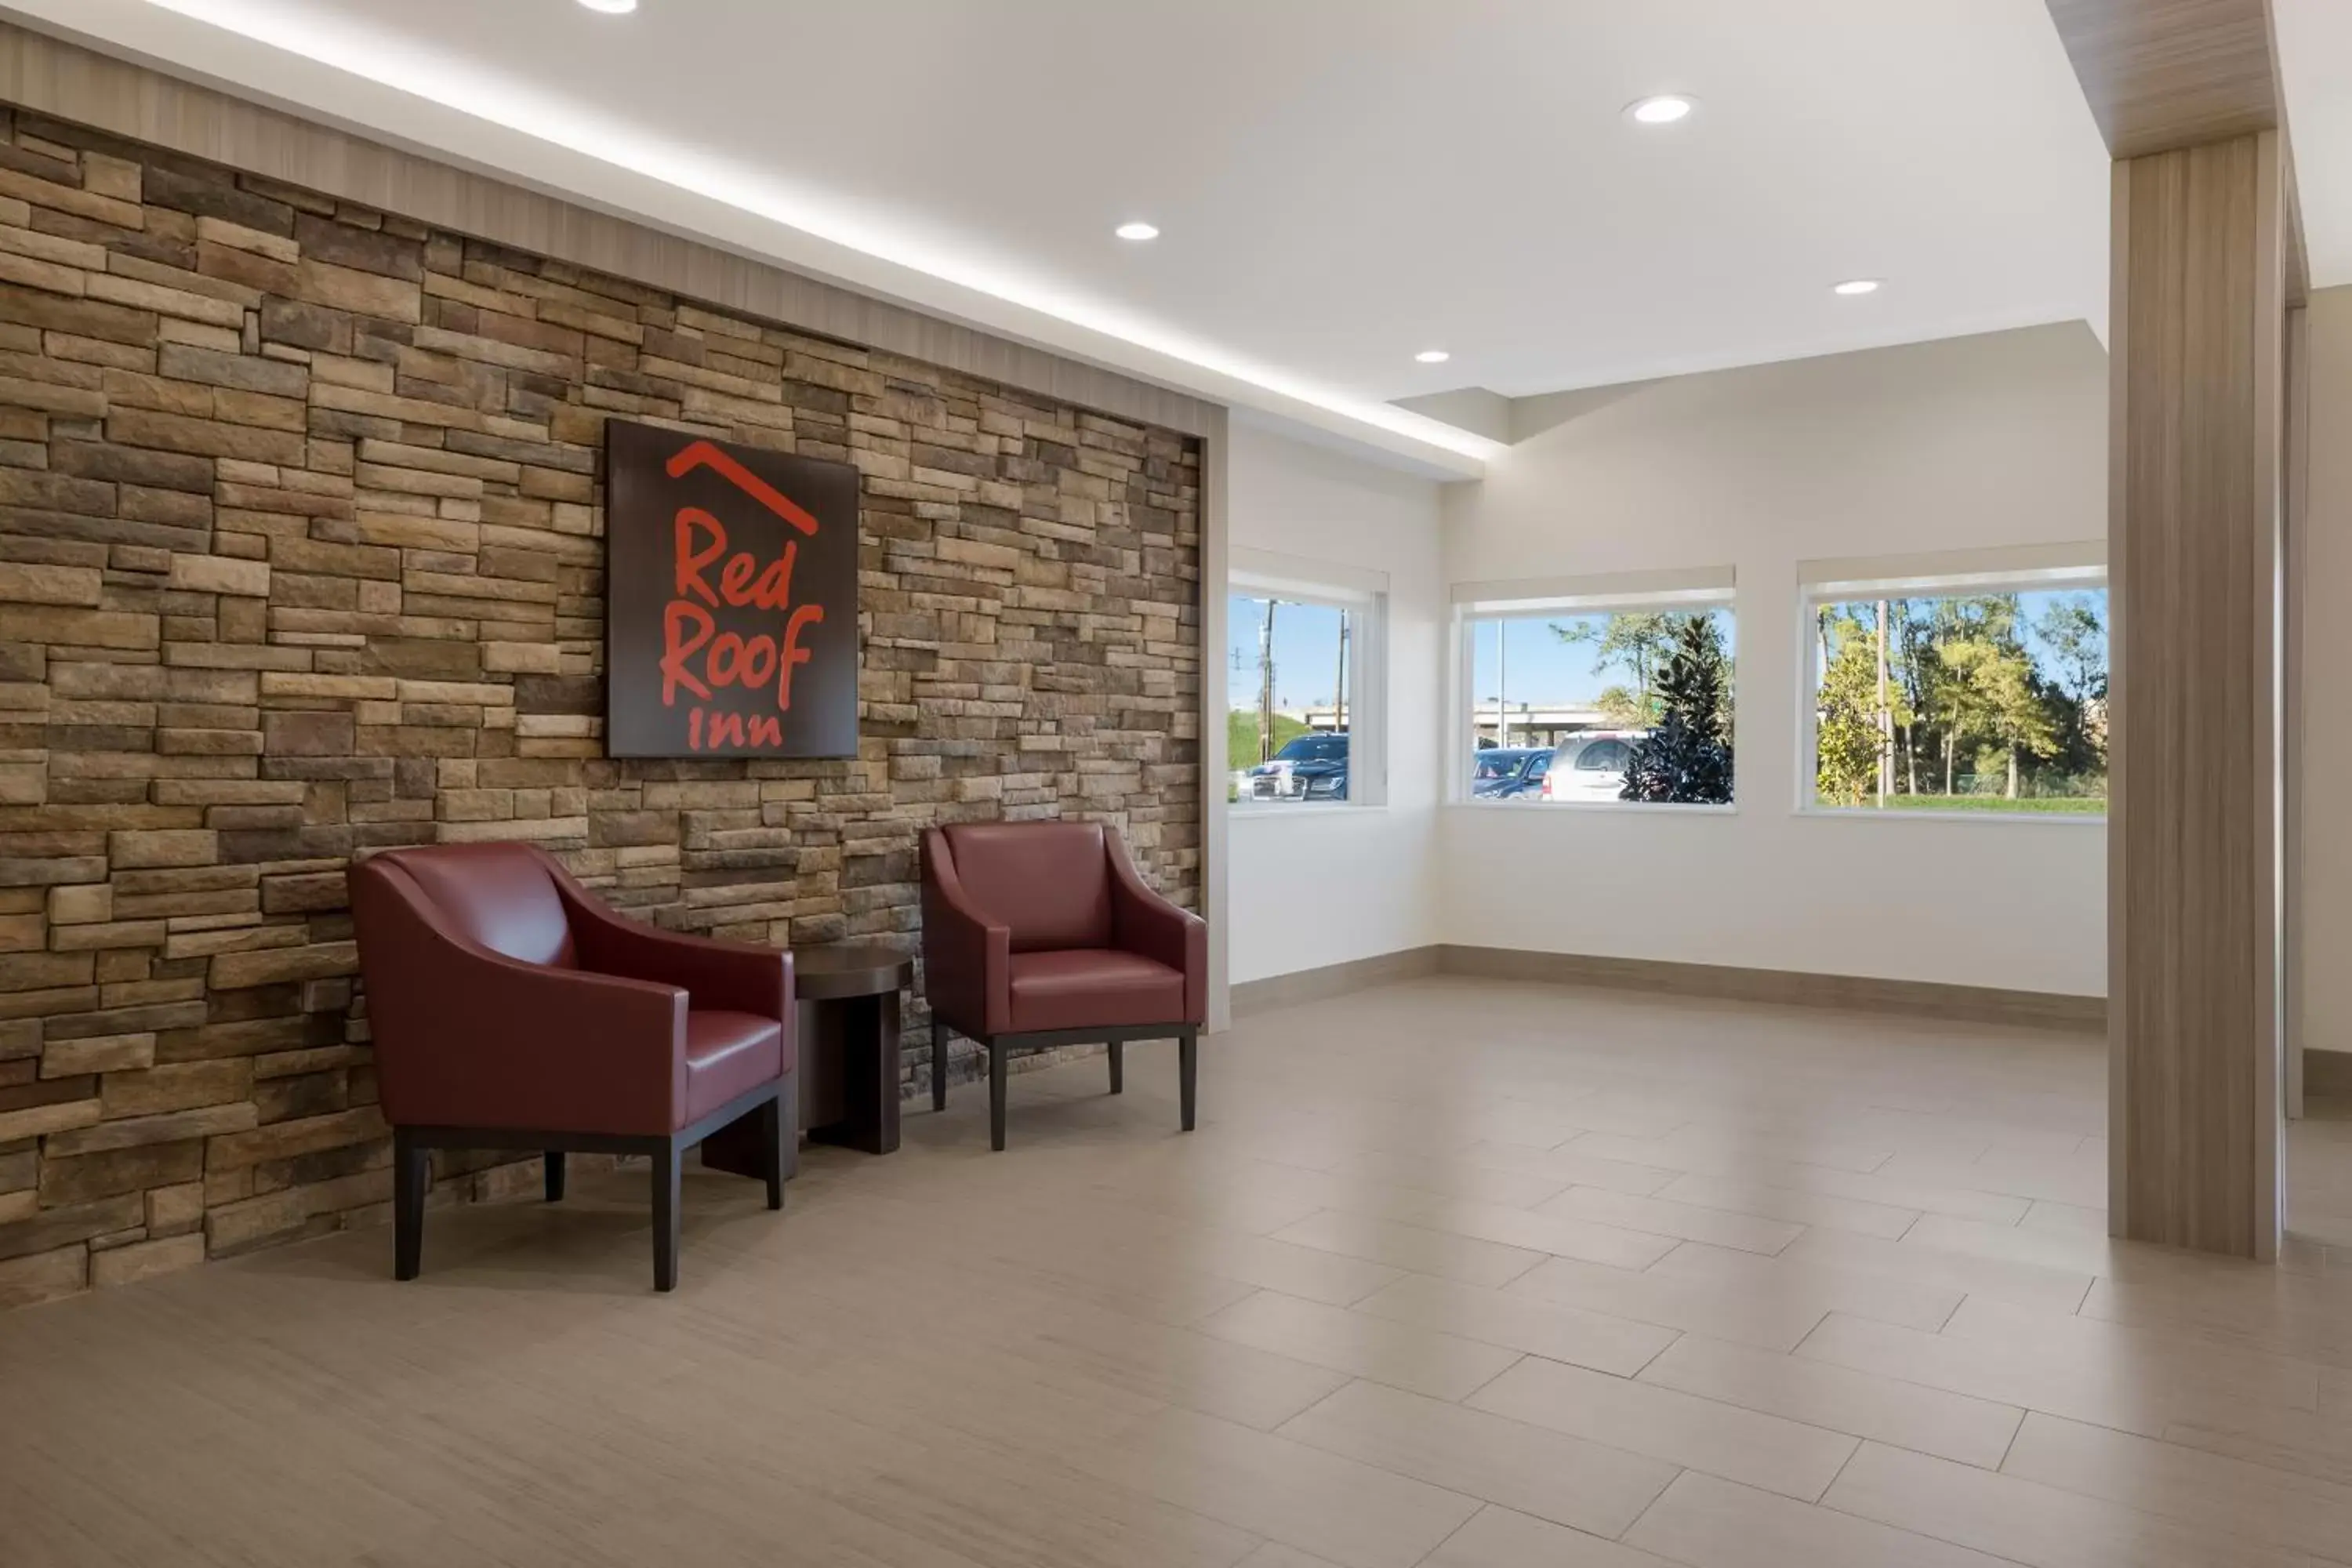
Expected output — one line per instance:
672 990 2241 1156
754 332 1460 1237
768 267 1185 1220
1178 1027 1198 1133
543 1151 566 1202
1108 1039 1123 1094
393 1128 426 1281
989 1041 1008 1152
932 1019 950 1112
652 1140 682 1292
759 1093 784 1211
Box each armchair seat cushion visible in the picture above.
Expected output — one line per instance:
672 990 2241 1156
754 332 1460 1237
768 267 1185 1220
1006 949 1185 1033
685 1010 787 1124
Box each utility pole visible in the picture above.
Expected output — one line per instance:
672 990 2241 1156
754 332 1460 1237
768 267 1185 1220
1257 597 1277 764
1334 609 1349 731
1875 598 1893 805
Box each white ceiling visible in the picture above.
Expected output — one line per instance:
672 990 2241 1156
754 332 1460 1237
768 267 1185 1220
11 0 2122 467
2277 0 2352 289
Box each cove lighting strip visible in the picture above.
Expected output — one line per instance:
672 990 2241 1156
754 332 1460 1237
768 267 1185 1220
134 0 1497 461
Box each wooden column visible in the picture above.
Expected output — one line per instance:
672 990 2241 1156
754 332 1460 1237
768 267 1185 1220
2048 0 2306 1260
2107 131 2288 1257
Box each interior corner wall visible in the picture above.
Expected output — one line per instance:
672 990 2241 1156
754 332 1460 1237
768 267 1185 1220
1225 421 1443 985
2297 285 2352 1064
1438 324 2111 998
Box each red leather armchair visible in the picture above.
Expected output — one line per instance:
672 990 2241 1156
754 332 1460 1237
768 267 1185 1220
350 842 794 1290
921 821 1205 1149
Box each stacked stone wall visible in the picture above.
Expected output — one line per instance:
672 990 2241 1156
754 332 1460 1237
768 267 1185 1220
0 111 1201 1307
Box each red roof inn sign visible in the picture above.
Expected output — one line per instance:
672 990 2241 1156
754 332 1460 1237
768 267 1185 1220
604 420 859 758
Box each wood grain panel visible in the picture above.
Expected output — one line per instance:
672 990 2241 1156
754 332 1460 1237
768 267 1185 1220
2285 303 2309 1120
0 20 1214 440
2044 0 2280 158
1203 405 1234 1031
2043 0 2307 301
2109 132 2286 1258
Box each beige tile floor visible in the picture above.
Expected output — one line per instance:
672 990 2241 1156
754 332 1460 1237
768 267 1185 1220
6 975 2352 1567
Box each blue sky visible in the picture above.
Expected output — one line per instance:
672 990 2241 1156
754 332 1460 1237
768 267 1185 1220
1226 597 1356 711
1225 597 1715 713
1467 611 1731 711
1227 590 2109 713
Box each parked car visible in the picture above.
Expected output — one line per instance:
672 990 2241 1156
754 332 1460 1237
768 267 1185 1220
1471 746 1552 798
1539 731 1644 802
1242 731 1348 801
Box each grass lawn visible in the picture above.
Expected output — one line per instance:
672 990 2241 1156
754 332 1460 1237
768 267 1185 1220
1229 710 1310 768
1876 793 2105 815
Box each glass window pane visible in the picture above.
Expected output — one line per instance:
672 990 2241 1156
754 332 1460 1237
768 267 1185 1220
1466 604 1735 805
1229 591 1355 806
1809 587 2107 815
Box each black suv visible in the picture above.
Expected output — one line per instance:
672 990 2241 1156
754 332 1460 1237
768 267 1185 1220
1243 731 1348 800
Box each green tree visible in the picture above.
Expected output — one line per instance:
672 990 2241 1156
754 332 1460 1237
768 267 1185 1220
1889 597 1941 796
1909 596 2012 794
1935 630 2056 798
1621 615 1733 804
1595 685 1649 727
1555 612 1679 724
1814 609 1886 807
1831 592 2099 804
2031 593 2108 786
2032 595 2105 706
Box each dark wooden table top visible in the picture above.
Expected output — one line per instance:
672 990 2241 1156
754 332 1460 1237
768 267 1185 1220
789 942 914 1001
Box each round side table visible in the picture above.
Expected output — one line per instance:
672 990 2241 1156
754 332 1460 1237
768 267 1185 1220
702 942 913 1179
789 943 915 1155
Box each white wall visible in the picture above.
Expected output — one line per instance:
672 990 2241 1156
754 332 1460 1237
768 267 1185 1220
1226 421 1445 985
2298 287 2352 1057
1440 324 2111 997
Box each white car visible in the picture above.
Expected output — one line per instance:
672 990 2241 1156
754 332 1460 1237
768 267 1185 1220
1539 731 1645 802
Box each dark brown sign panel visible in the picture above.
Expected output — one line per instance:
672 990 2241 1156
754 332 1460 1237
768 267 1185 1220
604 420 860 758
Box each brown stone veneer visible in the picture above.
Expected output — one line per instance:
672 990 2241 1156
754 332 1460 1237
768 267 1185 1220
0 108 1202 1307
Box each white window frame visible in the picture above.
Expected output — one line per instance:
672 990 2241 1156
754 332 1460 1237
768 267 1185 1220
1796 543 2107 824
1447 566 1738 812
1227 548 1389 815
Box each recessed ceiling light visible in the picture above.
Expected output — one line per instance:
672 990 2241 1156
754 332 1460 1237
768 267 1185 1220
1626 95 1696 125
1415 350 1450 365
577 0 638 12
1115 221 1160 241
1832 278 1882 296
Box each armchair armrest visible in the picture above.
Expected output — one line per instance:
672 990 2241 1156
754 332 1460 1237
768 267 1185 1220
921 829 1011 1036
551 866 792 1023
352 857 688 1135
1108 835 1207 1025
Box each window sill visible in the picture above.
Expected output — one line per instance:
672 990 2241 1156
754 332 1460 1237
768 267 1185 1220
1229 803 1388 818
1446 799 1738 817
1794 804 2106 826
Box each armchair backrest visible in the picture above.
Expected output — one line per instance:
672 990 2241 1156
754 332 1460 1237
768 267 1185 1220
937 822 1114 952
364 842 577 967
